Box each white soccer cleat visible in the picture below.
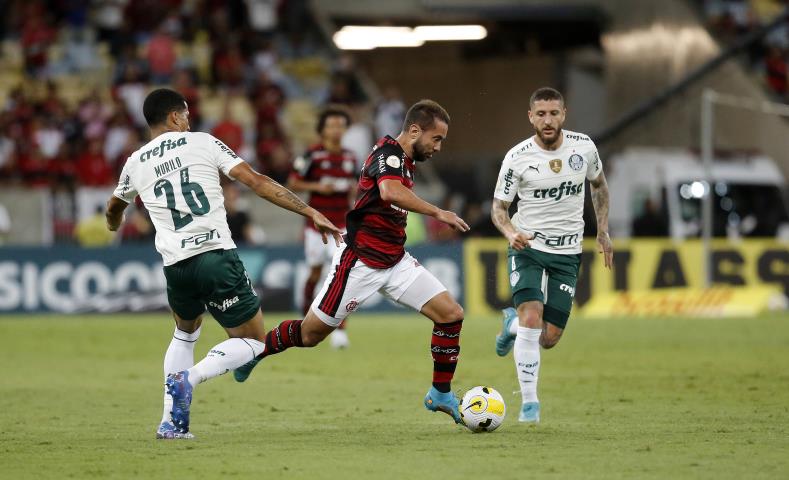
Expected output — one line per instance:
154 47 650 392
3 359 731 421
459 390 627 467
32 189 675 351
329 329 350 349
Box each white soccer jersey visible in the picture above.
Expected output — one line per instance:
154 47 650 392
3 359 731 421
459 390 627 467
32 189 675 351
493 129 603 255
113 131 246 265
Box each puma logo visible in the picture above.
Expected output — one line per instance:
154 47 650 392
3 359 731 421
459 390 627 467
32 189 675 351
528 165 540 173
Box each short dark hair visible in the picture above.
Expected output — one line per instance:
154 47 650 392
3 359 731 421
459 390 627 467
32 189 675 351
402 99 450 132
143 88 187 127
316 106 351 134
529 87 564 108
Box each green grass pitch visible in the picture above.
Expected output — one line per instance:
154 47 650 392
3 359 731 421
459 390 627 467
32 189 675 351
1 312 787 479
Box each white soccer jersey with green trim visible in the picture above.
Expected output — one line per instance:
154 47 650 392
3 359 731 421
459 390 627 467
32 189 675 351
113 131 245 266
493 129 603 255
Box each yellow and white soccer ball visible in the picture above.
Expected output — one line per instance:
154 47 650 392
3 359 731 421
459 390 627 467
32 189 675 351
459 386 506 432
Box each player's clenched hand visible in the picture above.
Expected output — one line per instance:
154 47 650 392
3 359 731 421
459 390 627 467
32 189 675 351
312 212 344 247
507 231 532 251
597 231 613 269
435 209 470 233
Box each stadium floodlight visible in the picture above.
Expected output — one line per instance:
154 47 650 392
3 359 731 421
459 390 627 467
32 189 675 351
333 27 424 50
413 25 488 41
333 25 487 50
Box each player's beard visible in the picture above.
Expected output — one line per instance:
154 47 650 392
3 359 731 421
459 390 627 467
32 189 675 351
537 125 562 146
412 141 433 162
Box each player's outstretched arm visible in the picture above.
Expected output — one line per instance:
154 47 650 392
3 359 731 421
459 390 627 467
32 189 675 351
490 199 532 250
590 171 613 269
105 196 130 231
379 179 469 232
230 162 343 246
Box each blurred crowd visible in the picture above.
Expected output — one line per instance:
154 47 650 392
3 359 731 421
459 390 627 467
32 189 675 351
0 0 415 245
702 0 789 100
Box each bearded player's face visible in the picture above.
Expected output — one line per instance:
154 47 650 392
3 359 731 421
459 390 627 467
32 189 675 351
528 99 565 147
411 120 448 162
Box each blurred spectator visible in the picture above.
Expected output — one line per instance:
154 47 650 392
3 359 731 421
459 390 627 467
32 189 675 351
76 139 112 186
114 62 149 127
374 86 406 138
0 118 17 179
213 41 246 89
224 184 253 244
32 116 65 159
104 109 135 166
173 69 202 130
18 145 51 187
51 179 77 242
21 14 55 75
342 105 373 169
78 89 113 140
212 101 245 153
147 23 178 84
764 46 787 97
244 0 278 35
74 206 115 247
93 0 129 57
632 198 670 237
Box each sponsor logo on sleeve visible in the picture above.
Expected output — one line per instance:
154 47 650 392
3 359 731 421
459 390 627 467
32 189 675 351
502 168 514 194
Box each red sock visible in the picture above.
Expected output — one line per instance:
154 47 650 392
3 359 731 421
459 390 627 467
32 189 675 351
431 320 462 393
302 279 318 316
262 320 303 358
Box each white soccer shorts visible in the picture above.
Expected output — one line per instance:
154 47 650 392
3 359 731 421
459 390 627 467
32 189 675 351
310 244 447 327
304 227 341 268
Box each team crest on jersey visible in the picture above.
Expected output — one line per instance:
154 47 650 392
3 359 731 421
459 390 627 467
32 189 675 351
346 298 359 312
568 154 584 171
549 159 563 173
386 155 401 168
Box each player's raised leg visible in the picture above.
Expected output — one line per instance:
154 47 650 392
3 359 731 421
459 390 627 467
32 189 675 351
166 308 266 436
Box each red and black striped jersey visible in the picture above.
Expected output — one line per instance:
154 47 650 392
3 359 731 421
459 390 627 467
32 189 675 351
290 144 356 230
346 136 415 269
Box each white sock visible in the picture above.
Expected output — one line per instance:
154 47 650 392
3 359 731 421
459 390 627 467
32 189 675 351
187 338 265 387
161 327 201 424
514 327 541 404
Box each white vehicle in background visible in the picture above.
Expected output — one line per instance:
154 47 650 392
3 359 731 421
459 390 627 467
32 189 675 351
607 148 789 240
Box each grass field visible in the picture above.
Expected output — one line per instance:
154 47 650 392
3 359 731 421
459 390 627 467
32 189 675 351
1 312 788 479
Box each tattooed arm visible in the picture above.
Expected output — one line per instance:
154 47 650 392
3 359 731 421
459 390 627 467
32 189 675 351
589 171 613 269
230 162 343 246
491 199 532 250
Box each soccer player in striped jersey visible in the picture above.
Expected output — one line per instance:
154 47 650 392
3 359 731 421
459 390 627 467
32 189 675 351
234 100 471 424
287 107 357 349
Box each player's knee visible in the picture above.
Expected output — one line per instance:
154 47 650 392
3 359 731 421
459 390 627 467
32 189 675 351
441 303 464 323
540 332 562 349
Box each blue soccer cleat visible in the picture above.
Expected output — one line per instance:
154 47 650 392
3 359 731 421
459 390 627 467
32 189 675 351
165 371 193 434
519 402 540 423
233 357 262 383
424 387 462 424
155 421 194 440
495 307 518 357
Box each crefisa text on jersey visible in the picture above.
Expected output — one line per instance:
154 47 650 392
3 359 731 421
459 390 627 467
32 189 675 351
140 136 187 163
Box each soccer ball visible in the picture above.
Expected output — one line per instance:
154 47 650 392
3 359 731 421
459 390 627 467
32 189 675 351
459 386 506 432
